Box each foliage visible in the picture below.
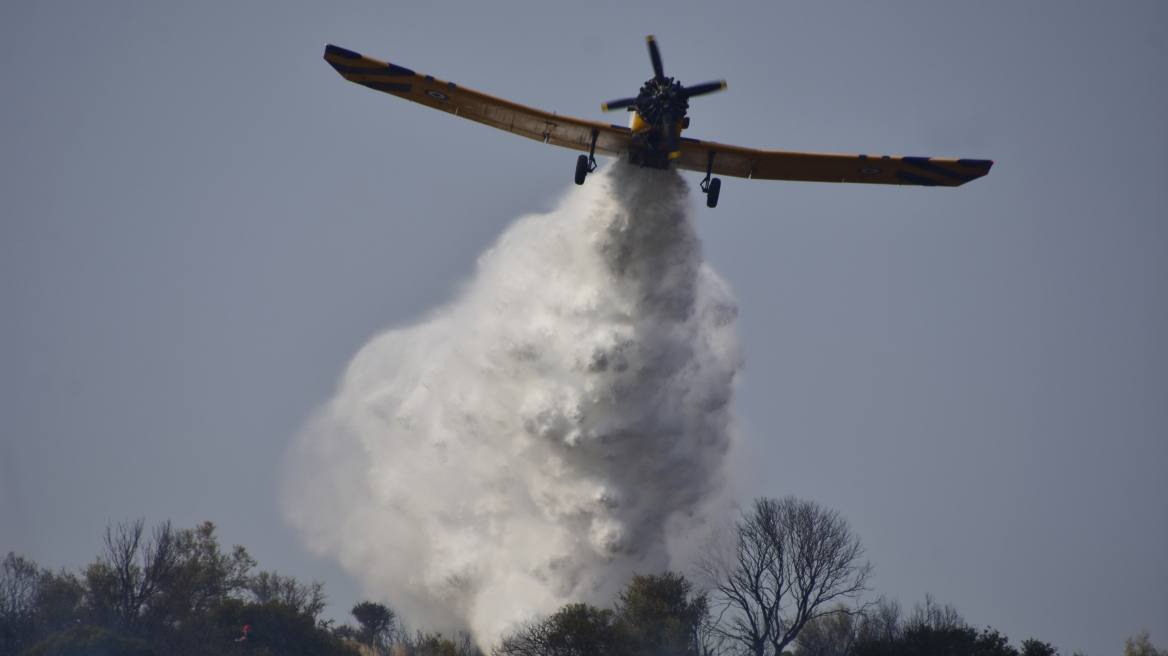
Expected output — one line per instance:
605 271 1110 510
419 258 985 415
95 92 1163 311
793 605 860 656
246 571 326 619
2 520 354 656
172 521 257 613
853 624 1020 656
1 552 44 656
616 572 709 656
492 604 610 656
494 571 710 656
23 626 156 656
410 630 482 656
350 601 397 653
185 598 358 656
1125 631 1168 656
1020 638 1058 656
494 603 619 656
850 595 1060 656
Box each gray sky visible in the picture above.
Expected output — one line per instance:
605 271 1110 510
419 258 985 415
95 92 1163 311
2 2 1165 654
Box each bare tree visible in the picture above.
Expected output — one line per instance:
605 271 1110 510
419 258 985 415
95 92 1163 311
699 497 873 656
855 597 901 644
903 593 963 632
85 518 180 637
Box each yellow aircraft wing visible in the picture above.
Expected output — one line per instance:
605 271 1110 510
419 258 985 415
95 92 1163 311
674 140 993 187
324 44 632 158
324 44 993 188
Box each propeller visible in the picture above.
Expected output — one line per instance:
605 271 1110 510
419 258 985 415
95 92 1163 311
682 80 728 98
600 97 639 112
648 35 665 81
601 36 726 158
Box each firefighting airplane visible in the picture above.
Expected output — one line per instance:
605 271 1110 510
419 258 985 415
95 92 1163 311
324 37 993 208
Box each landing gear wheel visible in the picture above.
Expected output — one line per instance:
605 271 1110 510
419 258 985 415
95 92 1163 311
575 154 589 185
706 177 721 208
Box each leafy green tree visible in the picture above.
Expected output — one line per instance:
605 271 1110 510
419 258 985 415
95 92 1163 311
854 624 1021 656
418 631 459 656
413 630 482 656
171 521 256 612
33 569 86 644
616 572 709 656
144 521 257 653
3 519 364 656
494 571 709 656
1125 631 1168 656
247 571 326 619
350 601 396 653
0 556 83 652
793 605 859 656
1 551 44 656
850 596 1060 656
495 602 618 656
23 626 156 656
185 598 358 656
1020 638 1058 656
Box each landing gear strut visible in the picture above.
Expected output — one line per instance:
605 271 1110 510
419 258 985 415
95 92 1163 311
700 150 721 208
575 130 599 185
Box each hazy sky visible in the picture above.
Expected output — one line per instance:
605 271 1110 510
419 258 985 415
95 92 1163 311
2 2 1165 655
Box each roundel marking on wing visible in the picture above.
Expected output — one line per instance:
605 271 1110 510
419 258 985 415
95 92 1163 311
858 167 883 175
426 90 450 100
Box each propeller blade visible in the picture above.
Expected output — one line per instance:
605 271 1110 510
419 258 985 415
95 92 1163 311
683 80 727 98
601 97 639 112
647 35 665 80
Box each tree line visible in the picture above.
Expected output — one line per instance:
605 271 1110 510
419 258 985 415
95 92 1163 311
489 496 1137 656
0 520 477 656
3 498 1163 656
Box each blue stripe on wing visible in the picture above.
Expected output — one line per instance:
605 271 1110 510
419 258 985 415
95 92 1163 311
355 80 413 93
328 61 416 78
895 170 942 186
902 157 978 183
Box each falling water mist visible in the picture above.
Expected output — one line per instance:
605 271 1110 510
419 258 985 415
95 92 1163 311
281 162 742 650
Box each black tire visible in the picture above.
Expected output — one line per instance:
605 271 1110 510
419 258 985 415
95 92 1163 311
706 177 721 208
574 155 589 185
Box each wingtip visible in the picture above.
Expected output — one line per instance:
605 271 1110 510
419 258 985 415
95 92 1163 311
324 44 363 60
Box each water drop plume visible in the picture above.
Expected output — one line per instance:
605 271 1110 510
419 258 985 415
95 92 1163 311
282 162 742 649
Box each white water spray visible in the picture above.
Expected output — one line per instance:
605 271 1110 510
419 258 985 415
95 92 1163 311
282 162 742 649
